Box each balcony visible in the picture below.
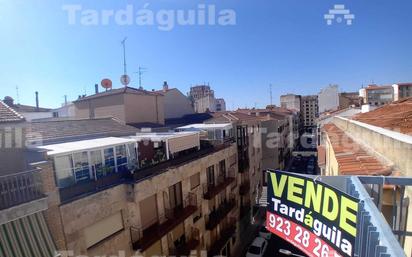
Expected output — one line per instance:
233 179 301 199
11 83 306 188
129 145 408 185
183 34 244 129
238 159 250 173
131 193 197 252
206 197 236 230
0 169 45 210
239 180 250 195
208 218 237 257
59 143 232 203
59 169 129 203
168 228 200 257
130 143 231 183
203 175 235 200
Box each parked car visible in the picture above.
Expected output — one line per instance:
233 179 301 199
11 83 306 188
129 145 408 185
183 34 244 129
259 226 272 240
246 237 268 257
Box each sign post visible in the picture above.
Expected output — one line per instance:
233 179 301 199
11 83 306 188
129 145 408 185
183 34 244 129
266 170 359 257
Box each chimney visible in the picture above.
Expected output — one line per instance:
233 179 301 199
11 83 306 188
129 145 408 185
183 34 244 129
35 91 39 110
95 84 99 94
163 81 169 92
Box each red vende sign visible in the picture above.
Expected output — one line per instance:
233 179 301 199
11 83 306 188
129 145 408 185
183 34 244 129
266 211 342 257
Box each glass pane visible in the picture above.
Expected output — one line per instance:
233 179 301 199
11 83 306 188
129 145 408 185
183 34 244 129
127 143 137 169
116 145 127 172
54 155 74 187
73 151 90 182
103 148 115 176
90 150 103 180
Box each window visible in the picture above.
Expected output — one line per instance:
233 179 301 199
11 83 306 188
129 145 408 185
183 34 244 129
116 145 128 172
219 160 226 177
207 165 215 186
190 173 200 190
73 151 90 182
104 148 115 174
54 155 74 187
127 143 137 169
84 212 124 249
90 150 103 180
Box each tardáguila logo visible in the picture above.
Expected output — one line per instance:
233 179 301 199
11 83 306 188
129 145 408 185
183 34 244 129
266 170 359 257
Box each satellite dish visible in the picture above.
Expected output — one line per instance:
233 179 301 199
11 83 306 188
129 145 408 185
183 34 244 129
101 79 113 90
120 74 130 86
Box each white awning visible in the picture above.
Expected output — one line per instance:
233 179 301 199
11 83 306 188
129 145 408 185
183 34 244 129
176 123 233 130
129 131 199 142
38 137 136 156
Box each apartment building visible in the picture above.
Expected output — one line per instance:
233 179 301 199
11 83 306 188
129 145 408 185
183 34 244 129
280 94 301 111
318 98 412 255
318 84 339 113
0 102 252 257
156 82 195 119
182 112 263 230
189 85 226 113
73 86 165 126
393 83 412 101
237 108 294 171
339 91 360 109
215 98 226 112
359 85 394 106
301 95 319 129
35 134 239 257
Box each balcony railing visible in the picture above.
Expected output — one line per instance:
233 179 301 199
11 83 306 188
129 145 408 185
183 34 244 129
305 174 408 257
130 143 232 183
203 174 235 200
168 228 200 257
59 169 129 203
58 143 233 203
0 169 45 210
131 193 198 252
206 197 236 230
239 180 250 195
208 218 237 257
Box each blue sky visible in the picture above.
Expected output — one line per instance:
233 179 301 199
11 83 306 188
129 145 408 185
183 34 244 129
0 0 411 109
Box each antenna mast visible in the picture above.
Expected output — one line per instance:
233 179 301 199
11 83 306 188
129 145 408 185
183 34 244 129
15 85 20 104
269 84 273 106
138 66 147 89
121 37 128 75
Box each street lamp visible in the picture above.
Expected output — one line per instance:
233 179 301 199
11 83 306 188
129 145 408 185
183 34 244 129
279 249 305 257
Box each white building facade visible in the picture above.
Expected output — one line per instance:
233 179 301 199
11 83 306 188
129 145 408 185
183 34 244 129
318 84 339 113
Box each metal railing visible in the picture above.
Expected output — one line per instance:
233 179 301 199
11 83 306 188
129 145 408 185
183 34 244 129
0 169 45 210
58 143 232 203
205 196 236 230
346 176 408 257
130 192 198 251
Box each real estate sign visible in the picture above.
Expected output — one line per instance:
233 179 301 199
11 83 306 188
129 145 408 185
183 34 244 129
266 170 359 257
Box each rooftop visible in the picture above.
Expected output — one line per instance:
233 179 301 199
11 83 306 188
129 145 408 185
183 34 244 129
323 123 392 175
206 111 259 123
27 117 139 144
10 104 52 113
73 86 161 102
353 97 412 135
38 137 136 156
0 100 25 123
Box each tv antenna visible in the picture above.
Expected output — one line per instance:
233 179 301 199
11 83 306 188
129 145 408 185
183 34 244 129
15 85 20 104
121 37 128 75
134 66 148 89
